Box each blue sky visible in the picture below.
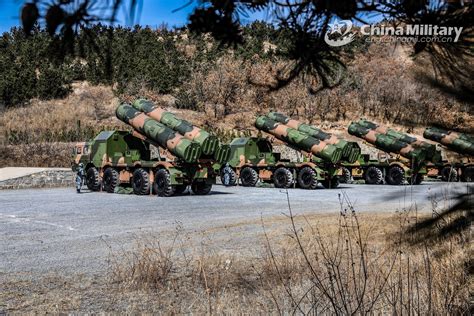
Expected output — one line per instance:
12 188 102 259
0 0 379 33
0 0 207 32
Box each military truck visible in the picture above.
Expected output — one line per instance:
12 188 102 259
422 127 474 182
73 130 216 196
340 152 425 185
425 160 474 182
217 136 340 189
72 100 230 197
343 121 430 185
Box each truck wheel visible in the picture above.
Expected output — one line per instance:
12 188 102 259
364 166 383 184
103 168 119 193
461 166 474 182
386 166 405 185
321 177 340 189
410 174 424 185
240 167 258 187
339 167 352 184
154 169 175 197
174 185 188 195
440 166 458 182
191 181 212 195
132 168 150 195
220 166 237 186
273 167 293 188
297 167 318 189
86 167 101 191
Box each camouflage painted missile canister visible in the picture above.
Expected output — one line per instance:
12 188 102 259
357 119 440 162
214 144 231 164
424 127 474 156
132 99 219 156
266 112 360 163
348 122 426 163
116 103 202 163
255 116 343 163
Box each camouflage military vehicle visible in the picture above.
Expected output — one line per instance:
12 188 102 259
72 101 228 197
216 137 339 189
423 127 474 182
73 130 216 197
215 115 344 189
343 122 428 185
425 160 474 182
340 152 426 185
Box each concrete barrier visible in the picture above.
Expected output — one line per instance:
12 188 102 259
0 168 74 190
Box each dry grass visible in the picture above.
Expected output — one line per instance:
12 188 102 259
103 204 470 314
0 142 74 167
1 42 472 166
1 82 121 145
1 205 470 313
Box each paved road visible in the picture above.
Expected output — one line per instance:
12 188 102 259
0 182 470 277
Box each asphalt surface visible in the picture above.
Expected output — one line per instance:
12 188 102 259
0 182 470 278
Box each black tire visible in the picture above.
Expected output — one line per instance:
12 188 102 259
410 173 424 185
321 177 340 189
220 166 237 186
339 167 352 184
191 181 212 195
273 167 293 188
364 166 383 185
440 166 458 182
86 167 101 191
297 167 318 189
386 165 405 185
240 167 258 187
103 168 119 193
153 169 175 197
461 166 474 182
132 168 150 195
174 184 188 195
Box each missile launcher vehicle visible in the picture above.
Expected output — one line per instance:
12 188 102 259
424 159 473 182
216 137 339 189
340 152 426 185
215 115 345 189
72 101 229 197
72 130 216 196
422 127 473 182
343 122 428 185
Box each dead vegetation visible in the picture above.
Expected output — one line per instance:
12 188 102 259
2 201 470 314
1 42 473 167
104 194 470 314
0 142 73 167
1 82 120 145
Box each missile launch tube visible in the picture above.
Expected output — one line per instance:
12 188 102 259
424 127 474 156
267 112 360 163
132 99 219 156
348 122 426 163
255 116 343 163
357 120 439 162
116 103 202 163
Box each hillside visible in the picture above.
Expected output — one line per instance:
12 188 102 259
1 25 472 167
